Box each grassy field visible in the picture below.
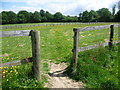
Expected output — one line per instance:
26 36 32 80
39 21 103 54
1 23 119 88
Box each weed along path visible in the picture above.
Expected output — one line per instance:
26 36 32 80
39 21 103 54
45 62 84 88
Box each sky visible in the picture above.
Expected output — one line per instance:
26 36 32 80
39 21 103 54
0 0 119 16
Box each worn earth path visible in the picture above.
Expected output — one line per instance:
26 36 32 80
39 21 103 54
45 62 84 88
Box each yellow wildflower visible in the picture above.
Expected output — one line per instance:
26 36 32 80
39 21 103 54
10 71 12 73
3 66 6 68
5 70 8 73
2 71 5 74
14 70 16 72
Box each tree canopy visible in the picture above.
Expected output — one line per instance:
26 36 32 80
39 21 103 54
1 7 120 24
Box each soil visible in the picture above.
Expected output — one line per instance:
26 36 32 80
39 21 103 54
45 62 84 88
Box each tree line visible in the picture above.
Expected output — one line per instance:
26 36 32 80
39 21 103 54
1 7 120 25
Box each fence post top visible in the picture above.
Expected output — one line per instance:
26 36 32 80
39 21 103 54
73 28 79 32
110 25 114 28
29 30 35 36
31 30 40 32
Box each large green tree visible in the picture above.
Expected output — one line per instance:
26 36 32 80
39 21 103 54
2 11 9 24
40 9 47 22
45 11 54 22
89 10 98 22
17 10 30 23
2 11 17 24
40 9 45 17
33 11 41 23
53 12 64 22
28 12 34 23
97 8 112 22
8 11 17 24
82 10 90 22
114 10 120 22
78 13 82 22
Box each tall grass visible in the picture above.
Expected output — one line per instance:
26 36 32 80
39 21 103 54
66 44 119 88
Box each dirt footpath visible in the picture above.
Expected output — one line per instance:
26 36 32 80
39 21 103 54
45 62 84 88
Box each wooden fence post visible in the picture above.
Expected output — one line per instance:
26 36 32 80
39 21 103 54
109 25 114 50
73 28 79 71
30 30 40 81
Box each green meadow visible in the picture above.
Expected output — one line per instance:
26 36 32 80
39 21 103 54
1 23 119 88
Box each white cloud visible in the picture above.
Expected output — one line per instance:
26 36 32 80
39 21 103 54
1 0 119 15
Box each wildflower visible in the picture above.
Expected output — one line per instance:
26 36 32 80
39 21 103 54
5 70 8 73
7 79 9 81
14 70 16 72
2 71 5 74
3 76 5 78
3 66 6 69
10 71 12 73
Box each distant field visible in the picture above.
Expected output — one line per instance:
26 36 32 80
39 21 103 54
1 22 118 27
1 23 119 88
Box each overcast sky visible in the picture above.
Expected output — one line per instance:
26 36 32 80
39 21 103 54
0 0 119 16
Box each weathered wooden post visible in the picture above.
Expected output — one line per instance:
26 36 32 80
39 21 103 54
109 25 114 50
30 30 40 81
73 28 79 72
